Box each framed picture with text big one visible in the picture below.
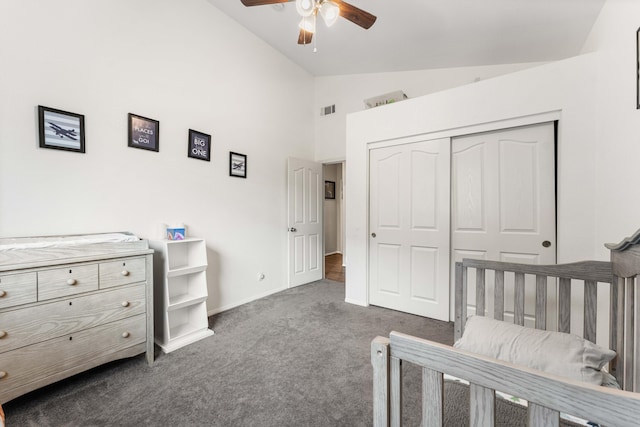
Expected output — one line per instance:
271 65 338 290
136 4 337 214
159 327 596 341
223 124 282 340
128 113 159 152
188 129 211 161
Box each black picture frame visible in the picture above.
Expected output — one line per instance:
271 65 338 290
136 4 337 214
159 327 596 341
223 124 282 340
637 27 640 109
229 152 247 178
188 129 211 161
128 113 159 152
38 105 85 153
325 180 336 199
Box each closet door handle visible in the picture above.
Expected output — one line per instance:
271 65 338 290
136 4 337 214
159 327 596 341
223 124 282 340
371 233 376 238
542 240 551 248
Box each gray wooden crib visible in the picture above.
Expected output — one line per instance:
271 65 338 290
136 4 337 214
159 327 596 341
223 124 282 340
371 229 640 426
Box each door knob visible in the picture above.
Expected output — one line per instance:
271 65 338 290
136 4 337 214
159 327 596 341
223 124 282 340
288 227 297 232
542 240 551 248
371 233 376 238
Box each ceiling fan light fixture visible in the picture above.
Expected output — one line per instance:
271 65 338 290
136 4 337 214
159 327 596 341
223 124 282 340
295 0 315 17
298 16 316 34
319 1 339 27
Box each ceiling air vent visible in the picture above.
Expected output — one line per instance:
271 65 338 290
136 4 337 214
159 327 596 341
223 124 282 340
320 104 336 116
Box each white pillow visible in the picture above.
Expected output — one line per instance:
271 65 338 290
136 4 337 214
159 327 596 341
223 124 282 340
453 315 616 386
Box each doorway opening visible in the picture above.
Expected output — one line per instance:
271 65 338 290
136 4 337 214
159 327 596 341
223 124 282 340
323 162 345 283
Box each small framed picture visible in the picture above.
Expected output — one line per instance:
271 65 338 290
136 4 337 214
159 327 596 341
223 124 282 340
38 106 85 153
325 180 336 199
188 129 211 161
229 152 247 178
128 113 159 152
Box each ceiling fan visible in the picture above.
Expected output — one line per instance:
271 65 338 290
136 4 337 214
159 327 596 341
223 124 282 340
240 0 377 46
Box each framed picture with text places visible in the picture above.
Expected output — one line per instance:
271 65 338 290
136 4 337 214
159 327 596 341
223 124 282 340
128 113 159 152
188 129 211 161
229 152 247 178
38 105 85 153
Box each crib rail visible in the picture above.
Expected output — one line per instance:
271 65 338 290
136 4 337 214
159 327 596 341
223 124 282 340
451 259 640 390
454 259 613 341
371 332 640 427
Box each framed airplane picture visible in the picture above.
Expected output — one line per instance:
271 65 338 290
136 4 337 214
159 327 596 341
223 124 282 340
38 106 86 153
229 152 247 178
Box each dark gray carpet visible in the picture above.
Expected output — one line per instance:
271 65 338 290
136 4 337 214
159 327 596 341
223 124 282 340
4 280 453 426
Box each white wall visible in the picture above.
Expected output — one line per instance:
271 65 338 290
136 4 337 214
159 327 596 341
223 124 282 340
581 0 640 257
314 62 546 162
345 54 599 307
0 0 315 314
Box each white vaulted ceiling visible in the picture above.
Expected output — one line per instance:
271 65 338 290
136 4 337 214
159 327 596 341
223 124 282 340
207 0 605 76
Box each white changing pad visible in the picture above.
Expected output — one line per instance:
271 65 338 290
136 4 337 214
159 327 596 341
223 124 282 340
0 232 139 251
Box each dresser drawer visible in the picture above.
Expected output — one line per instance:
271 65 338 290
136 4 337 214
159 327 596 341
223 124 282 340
0 272 37 309
99 257 146 289
38 264 99 300
0 314 146 393
0 283 145 354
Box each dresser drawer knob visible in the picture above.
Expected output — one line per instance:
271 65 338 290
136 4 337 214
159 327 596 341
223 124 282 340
122 332 130 338
0 371 6 379
121 270 130 277
67 278 77 286
0 330 6 339
121 301 130 307
0 290 5 297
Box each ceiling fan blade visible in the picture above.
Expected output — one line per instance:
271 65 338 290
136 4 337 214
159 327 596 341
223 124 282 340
334 0 376 29
297 29 313 45
240 0 290 6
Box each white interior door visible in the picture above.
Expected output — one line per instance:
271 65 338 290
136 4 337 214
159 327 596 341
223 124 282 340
287 157 323 287
451 122 556 324
368 138 451 320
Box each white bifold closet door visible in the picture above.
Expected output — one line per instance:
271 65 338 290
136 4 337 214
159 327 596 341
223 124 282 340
369 138 451 321
368 122 556 323
451 122 556 325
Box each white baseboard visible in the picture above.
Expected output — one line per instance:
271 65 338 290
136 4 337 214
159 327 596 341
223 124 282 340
344 297 368 307
207 286 287 317
324 251 343 256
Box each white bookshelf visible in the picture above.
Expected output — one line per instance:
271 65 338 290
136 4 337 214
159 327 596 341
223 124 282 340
150 238 213 353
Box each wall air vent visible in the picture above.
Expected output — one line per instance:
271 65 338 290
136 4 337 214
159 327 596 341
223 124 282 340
320 104 336 116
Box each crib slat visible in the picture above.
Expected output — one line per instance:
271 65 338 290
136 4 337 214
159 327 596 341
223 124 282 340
624 277 635 391
494 270 505 321
529 403 559 427
535 275 547 330
514 272 525 326
476 268 486 317
391 356 402 427
558 278 571 333
422 368 443 427
610 275 624 386
371 337 390 427
454 263 467 342
584 280 597 343
470 383 494 427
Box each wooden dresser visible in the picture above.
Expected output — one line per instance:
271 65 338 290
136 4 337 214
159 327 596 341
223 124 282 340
0 234 154 404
